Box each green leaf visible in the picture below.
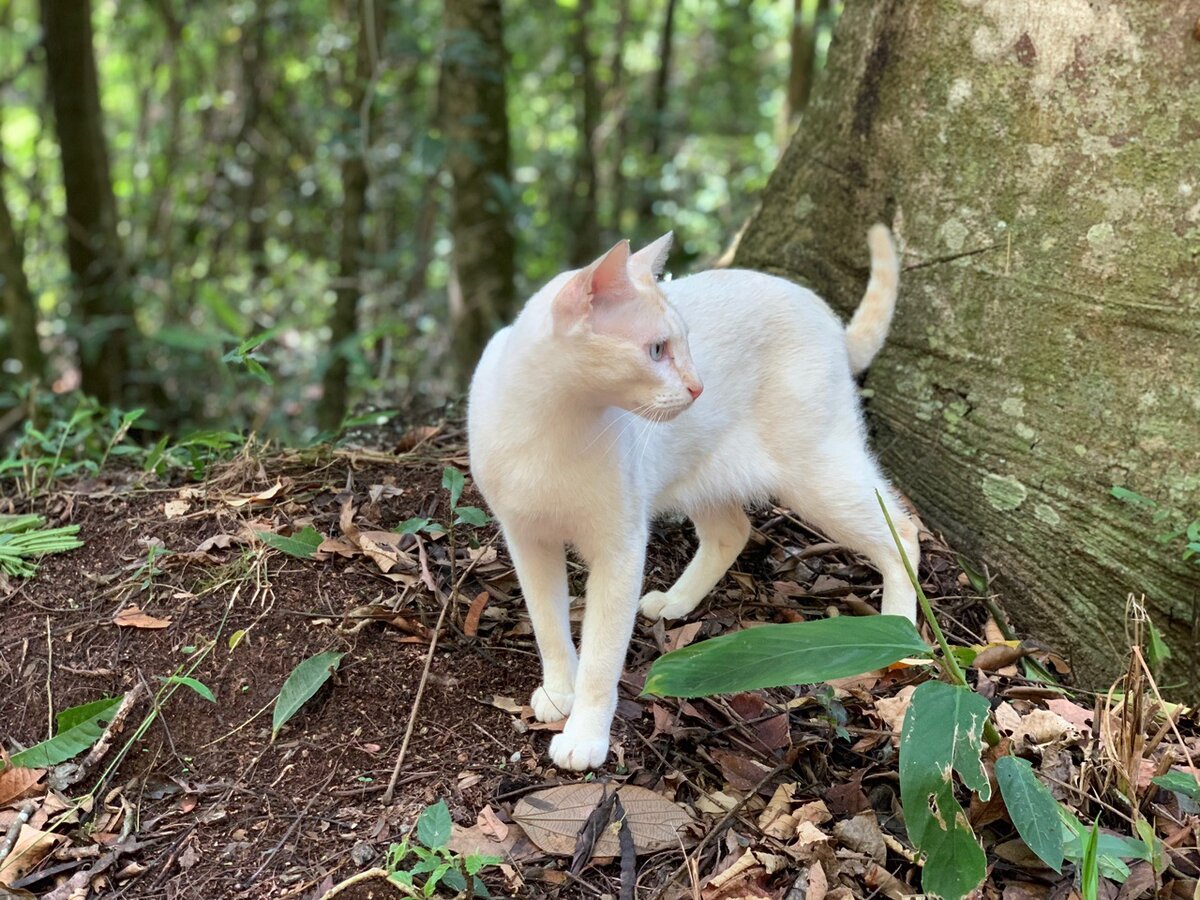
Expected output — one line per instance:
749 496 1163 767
442 467 465 511
159 675 216 703
1146 618 1172 671
425 862 452 895
1080 820 1101 900
441 868 468 894
394 517 431 535
465 853 502 875
9 696 122 769
899 681 989 899
1110 486 1155 509
271 651 345 739
417 799 453 850
1059 807 1147 882
996 756 1063 872
453 506 488 527
1152 770 1200 800
642 615 930 698
256 526 323 559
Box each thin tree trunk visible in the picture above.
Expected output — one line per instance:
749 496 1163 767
0 145 42 379
318 0 385 432
567 0 600 266
443 0 517 381
41 0 131 404
239 11 270 282
604 0 631 240
782 0 829 129
735 0 1200 691
635 0 679 226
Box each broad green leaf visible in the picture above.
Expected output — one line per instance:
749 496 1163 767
899 681 989 899
1059 806 1147 882
1080 820 1100 900
271 651 345 739
159 675 216 703
442 467 465 511
996 756 1063 872
228 629 247 651
643 615 930 698
9 696 122 769
1145 618 1171 671
417 799 453 849
395 517 431 535
453 506 488 527
1152 770 1200 800
426 862 452 894
465 853 502 875
256 526 323 559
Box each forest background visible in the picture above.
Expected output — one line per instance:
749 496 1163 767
0 0 837 438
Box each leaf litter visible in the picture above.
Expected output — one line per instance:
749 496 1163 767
0 423 1196 898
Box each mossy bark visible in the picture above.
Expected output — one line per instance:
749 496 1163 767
735 0 1199 691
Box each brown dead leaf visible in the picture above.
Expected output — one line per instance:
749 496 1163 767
1014 708 1074 745
225 480 284 508
804 861 829 900
464 591 490 637
490 696 524 715
874 685 917 737
665 621 703 652
357 531 417 574
972 642 1028 672
832 812 887 864
447 821 541 864
0 767 44 806
0 824 65 886
113 606 172 629
317 536 359 558
1045 698 1094 736
163 499 191 518
512 783 692 857
196 532 247 552
394 424 442 453
477 805 508 842
710 749 773 792
754 713 790 751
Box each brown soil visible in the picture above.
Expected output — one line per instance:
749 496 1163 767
0 426 1084 899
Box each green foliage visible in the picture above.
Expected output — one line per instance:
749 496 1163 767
1111 486 1200 568
995 755 1064 872
157 675 217 703
6 696 122 770
387 800 501 898
1079 820 1101 900
1151 770 1200 800
272 650 346 740
642 615 930 698
256 526 325 559
0 514 83 577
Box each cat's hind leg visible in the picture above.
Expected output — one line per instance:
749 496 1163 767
780 450 919 621
506 531 577 722
640 503 750 620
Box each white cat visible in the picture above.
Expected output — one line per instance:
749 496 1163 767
467 225 919 771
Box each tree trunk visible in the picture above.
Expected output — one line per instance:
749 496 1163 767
782 0 830 128
635 0 679 226
734 0 1199 691
41 0 131 404
443 0 517 382
567 0 601 267
0 145 42 379
318 0 385 432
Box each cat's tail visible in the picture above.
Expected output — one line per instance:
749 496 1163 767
844 224 899 376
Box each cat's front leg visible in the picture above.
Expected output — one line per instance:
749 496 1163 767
549 534 646 771
505 529 577 722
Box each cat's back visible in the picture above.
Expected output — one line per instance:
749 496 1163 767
663 268 843 339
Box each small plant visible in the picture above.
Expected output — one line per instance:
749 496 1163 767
0 514 84 577
386 800 501 897
642 493 1159 898
1111 485 1200 568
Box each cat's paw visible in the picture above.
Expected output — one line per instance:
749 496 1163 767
530 685 574 723
640 589 698 621
549 730 609 771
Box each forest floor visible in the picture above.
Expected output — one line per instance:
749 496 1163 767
1 421 1197 900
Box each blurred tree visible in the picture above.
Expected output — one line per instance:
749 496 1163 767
40 0 132 404
736 0 1200 690
319 0 387 431
567 0 600 266
636 0 679 230
444 0 517 382
783 0 830 127
0 139 42 379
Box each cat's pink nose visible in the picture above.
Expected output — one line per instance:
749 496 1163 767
687 383 703 400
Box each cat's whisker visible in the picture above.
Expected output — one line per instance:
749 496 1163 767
584 403 647 454
603 403 652 457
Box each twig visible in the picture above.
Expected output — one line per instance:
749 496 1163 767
614 794 636 900
0 800 36 863
63 682 147 788
319 867 420 899
45 615 53 739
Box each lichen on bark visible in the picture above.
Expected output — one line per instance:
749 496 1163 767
736 0 1199 690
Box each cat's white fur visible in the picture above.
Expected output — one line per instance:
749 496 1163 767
467 225 919 771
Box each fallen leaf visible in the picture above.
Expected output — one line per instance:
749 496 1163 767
317 536 359 558
394 424 441 453
358 531 417 574
757 783 796 835
665 621 703 652
512 783 692 857
832 812 887 864
113 606 172 629
0 824 65 885
0 767 44 806
1014 708 1074 745
1045 698 1094 736
477 805 508 842
225 480 284 508
694 790 742 816
163 500 191 518
754 713 790 751
972 642 1027 672
196 532 247 552
464 591 490 637
491 696 523 715
873 685 917 737
446 821 541 863
710 749 773 792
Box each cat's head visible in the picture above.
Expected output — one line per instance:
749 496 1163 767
544 233 702 421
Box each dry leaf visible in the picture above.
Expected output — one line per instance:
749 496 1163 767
665 621 703 652
163 500 191 518
196 533 246 552
710 748 773 792
0 824 65 886
874 685 917 737
795 800 832 826
317 536 359 558
0 767 44 806
464 592 490 637
512 783 691 857
491 696 524 715
1045 698 1094 736
357 531 417 574
994 701 1023 734
225 480 283 508
394 424 441 453
113 606 172 629
477 805 508 842
1014 708 1074 745
446 821 540 864
832 812 887 864
972 642 1027 672
757 783 796 835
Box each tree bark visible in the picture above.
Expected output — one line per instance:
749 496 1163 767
735 0 1199 690
41 0 131 404
0 145 42 379
782 0 830 128
443 0 517 382
567 0 601 267
318 0 385 432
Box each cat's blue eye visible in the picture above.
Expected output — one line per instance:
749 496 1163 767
649 341 666 361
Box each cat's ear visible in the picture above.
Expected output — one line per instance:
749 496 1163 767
552 240 633 328
629 231 673 281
